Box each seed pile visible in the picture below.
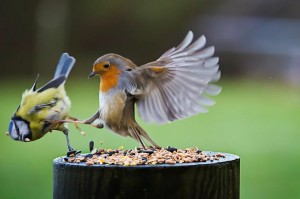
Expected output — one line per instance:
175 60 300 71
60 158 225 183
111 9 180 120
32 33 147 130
64 145 225 166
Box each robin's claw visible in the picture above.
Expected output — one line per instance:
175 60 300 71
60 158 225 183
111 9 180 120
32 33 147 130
96 123 104 129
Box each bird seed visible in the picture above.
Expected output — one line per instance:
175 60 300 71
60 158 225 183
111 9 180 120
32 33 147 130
63 146 226 166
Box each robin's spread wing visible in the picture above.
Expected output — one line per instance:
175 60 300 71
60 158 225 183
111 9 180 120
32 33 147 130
134 31 221 124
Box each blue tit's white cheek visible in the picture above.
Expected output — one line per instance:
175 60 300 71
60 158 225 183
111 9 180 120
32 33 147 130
8 120 19 140
15 120 31 141
9 120 31 141
8 120 13 133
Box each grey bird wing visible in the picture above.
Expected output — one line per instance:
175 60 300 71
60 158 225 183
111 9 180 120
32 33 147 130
134 31 221 124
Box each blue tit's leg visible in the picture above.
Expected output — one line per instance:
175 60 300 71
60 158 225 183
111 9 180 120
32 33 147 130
62 127 73 151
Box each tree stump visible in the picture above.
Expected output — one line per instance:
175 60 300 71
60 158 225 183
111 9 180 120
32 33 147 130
53 151 240 199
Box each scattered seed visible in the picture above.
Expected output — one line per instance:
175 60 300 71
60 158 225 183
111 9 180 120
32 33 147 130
166 146 177 152
86 161 94 166
89 141 94 152
83 154 92 159
67 150 77 157
138 149 154 154
108 151 116 156
165 159 176 164
75 150 82 155
63 147 225 166
91 148 97 154
141 157 147 161
216 153 225 158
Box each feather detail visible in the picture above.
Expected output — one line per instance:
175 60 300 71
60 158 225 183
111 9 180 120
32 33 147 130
31 74 40 91
135 31 221 124
54 53 75 78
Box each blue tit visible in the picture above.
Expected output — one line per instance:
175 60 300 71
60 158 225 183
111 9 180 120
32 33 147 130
8 53 76 151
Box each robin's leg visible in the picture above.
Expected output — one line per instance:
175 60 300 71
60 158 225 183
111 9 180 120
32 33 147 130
47 111 103 129
140 132 161 149
136 135 146 149
132 123 161 149
52 119 103 129
67 116 81 131
82 111 100 124
129 125 146 149
82 111 103 128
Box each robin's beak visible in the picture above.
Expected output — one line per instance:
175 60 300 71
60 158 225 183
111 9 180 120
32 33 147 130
88 71 96 78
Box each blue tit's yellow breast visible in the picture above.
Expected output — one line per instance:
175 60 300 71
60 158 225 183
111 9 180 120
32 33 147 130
18 85 67 118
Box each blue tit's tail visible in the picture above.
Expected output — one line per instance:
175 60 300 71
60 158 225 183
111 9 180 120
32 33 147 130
54 53 76 79
34 53 75 93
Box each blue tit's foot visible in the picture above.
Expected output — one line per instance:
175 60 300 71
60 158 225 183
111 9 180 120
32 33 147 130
66 150 81 157
67 144 73 152
62 127 81 155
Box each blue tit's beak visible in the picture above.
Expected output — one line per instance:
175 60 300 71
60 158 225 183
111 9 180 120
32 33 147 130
8 118 32 142
88 71 96 78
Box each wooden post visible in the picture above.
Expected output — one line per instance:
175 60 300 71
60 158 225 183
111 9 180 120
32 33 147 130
53 152 240 199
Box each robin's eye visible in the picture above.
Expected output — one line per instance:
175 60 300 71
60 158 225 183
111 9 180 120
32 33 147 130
103 63 110 68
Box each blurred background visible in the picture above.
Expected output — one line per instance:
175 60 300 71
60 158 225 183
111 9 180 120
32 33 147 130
0 0 299 198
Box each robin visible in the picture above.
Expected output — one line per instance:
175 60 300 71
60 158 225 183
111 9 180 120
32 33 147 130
62 31 221 149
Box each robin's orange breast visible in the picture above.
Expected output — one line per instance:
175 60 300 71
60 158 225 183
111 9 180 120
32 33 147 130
100 65 121 92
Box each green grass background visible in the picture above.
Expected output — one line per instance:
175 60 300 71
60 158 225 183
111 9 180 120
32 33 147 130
0 78 299 199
